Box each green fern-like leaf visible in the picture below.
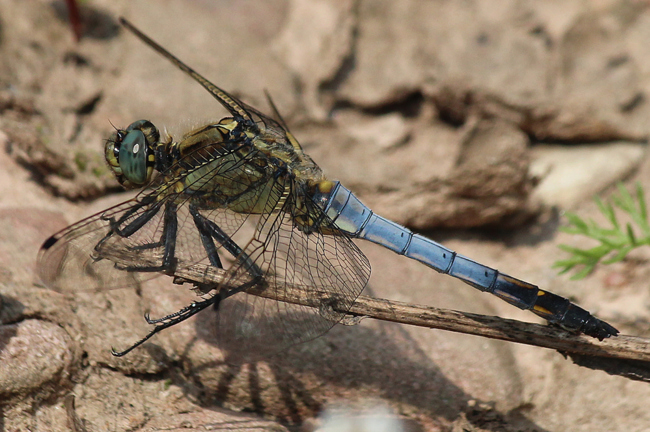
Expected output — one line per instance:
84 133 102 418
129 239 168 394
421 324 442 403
555 182 650 279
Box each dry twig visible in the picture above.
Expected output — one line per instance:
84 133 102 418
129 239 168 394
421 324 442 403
176 264 650 379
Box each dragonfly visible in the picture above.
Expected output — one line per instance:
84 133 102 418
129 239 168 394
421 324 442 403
38 18 618 361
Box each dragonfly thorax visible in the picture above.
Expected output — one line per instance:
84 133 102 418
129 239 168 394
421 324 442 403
105 119 159 188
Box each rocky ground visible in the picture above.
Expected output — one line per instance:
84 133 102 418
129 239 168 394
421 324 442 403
1 0 650 431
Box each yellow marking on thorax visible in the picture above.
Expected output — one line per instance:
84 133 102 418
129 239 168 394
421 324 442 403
274 182 291 212
318 180 335 194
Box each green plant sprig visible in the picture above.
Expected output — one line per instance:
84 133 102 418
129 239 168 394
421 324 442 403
554 183 650 279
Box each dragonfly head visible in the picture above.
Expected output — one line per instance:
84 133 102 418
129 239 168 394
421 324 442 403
105 120 159 188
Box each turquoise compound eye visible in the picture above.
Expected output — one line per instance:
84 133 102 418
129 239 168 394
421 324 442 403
119 129 148 185
105 119 159 188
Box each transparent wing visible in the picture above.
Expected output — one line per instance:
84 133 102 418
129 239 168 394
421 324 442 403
38 197 158 292
42 20 371 361
209 183 371 362
37 140 256 293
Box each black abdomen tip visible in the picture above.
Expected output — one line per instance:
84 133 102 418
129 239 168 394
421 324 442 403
584 318 619 341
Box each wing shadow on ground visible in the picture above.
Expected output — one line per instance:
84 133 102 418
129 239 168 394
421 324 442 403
166 288 551 432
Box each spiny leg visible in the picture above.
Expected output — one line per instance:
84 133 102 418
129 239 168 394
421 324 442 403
112 276 264 356
116 201 179 273
111 296 219 356
189 204 263 278
94 197 160 255
108 195 159 237
191 207 224 269
142 205 264 325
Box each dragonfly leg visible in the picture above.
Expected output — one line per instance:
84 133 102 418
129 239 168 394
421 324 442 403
109 195 159 237
190 208 224 269
112 275 264 357
189 204 263 278
95 197 164 255
143 296 217 324
113 202 179 273
126 203 178 252
93 199 161 256
115 274 264 357
111 296 219 357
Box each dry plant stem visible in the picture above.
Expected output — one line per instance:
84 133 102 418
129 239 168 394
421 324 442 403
346 295 648 361
178 264 649 362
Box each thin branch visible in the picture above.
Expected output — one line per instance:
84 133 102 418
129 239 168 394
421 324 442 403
345 295 648 360
175 264 650 371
